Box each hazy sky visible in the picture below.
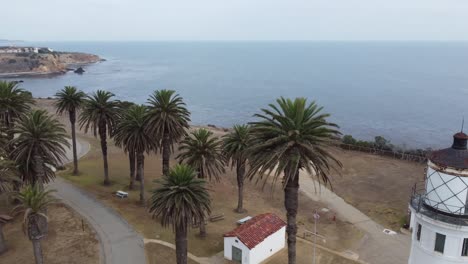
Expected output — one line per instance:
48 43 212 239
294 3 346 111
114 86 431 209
3 0 468 41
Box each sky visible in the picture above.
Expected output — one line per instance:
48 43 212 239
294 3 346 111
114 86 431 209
2 0 468 41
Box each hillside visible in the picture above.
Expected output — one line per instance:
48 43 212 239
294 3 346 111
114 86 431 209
0 51 102 77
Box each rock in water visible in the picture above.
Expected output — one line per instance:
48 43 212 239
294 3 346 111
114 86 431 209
74 67 85 74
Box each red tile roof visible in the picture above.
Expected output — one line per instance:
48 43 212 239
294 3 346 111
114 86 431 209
224 213 286 249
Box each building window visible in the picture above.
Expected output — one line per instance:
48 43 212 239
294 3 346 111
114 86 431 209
462 238 468 256
434 233 446 253
416 224 422 241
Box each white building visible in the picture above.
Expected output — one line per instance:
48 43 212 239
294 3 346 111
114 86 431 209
409 132 468 264
0 46 40 54
224 213 286 264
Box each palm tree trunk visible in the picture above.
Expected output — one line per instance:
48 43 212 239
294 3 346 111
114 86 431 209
175 224 188 264
129 151 136 189
31 239 44 264
99 121 110 185
0 224 6 254
70 110 79 175
137 152 145 204
33 150 45 190
162 131 170 176
284 170 299 264
236 160 245 213
198 167 207 237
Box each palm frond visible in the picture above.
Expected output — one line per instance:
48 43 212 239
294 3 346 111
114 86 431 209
177 128 225 181
247 97 342 189
148 164 211 231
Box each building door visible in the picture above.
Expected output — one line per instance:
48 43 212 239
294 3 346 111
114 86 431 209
232 246 242 263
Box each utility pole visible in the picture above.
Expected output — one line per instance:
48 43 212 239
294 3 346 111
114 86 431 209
313 210 320 264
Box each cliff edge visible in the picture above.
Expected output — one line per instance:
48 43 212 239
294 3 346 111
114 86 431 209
0 49 102 77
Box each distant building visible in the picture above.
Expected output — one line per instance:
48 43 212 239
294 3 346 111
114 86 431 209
0 46 46 54
224 213 286 264
408 132 468 264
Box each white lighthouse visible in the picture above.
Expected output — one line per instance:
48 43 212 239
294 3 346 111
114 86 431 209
409 132 468 264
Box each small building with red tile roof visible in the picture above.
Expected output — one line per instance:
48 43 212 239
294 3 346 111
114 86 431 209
223 213 286 263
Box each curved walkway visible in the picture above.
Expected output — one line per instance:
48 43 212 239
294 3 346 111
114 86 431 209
48 137 146 264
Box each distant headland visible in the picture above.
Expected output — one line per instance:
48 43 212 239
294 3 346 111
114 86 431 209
0 46 103 77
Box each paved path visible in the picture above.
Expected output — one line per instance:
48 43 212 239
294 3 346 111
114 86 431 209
300 171 411 264
48 138 146 264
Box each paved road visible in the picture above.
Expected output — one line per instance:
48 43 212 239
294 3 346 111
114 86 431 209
300 172 411 264
48 138 146 264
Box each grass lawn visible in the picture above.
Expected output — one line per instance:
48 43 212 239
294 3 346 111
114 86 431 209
59 139 363 258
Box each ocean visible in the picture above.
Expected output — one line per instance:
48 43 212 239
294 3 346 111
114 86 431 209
5 41 468 148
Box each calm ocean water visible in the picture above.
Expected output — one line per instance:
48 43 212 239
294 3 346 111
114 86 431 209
4 41 468 148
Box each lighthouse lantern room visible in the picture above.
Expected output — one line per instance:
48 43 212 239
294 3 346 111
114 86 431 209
409 132 468 264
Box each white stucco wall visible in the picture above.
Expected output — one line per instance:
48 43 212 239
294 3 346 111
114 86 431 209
251 226 286 264
425 163 468 214
224 237 251 263
224 226 286 264
409 207 468 264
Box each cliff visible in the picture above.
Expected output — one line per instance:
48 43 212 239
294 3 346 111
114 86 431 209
0 51 102 77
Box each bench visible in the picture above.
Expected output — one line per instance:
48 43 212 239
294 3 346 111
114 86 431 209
209 214 225 222
116 191 128 198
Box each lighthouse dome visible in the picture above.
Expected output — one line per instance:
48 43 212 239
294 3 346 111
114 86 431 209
424 132 468 215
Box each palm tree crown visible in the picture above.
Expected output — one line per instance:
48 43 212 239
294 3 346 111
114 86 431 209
10 110 69 184
177 128 225 181
147 89 190 175
247 97 342 186
223 124 251 167
79 90 119 136
146 90 190 145
149 164 211 229
0 80 33 128
54 86 86 116
114 105 157 155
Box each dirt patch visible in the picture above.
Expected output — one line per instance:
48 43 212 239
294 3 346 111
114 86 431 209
145 243 198 264
0 203 99 264
329 148 425 229
268 239 360 264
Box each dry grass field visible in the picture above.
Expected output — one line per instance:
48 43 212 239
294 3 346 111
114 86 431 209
0 203 99 264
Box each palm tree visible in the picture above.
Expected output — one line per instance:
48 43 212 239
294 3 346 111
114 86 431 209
79 90 119 185
223 124 251 213
54 86 86 175
0 81 33 141
146 90 190 176
247 97 342 264
148 164 211 264
114 105 157 202
10 110 69 188
177 128 225 237
117 101 137 183
13 185 56 264
0 157 20 254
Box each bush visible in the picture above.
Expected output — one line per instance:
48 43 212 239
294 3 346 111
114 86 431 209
342 135 357 145
8 59 16 64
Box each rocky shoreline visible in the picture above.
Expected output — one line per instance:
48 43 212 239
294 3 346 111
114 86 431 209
0 50 103 77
